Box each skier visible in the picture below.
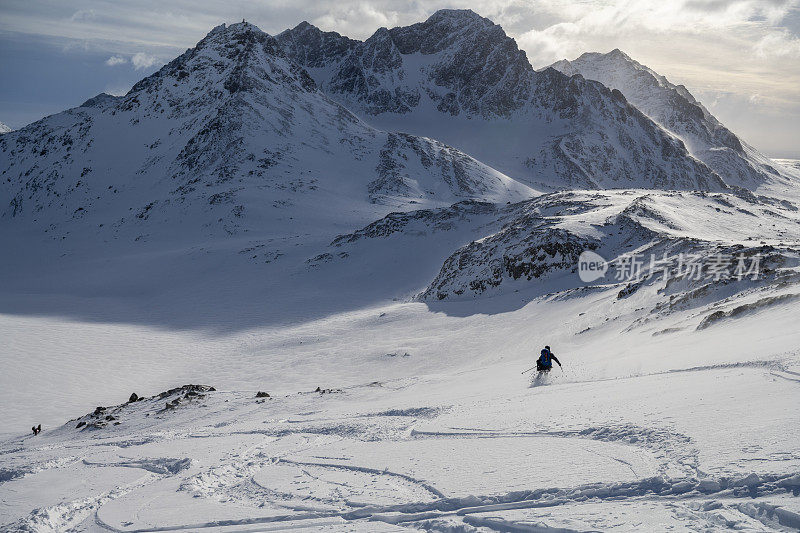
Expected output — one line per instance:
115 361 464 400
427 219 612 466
536 346 561 372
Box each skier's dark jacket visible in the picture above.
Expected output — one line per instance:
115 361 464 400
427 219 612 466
537 348 560 370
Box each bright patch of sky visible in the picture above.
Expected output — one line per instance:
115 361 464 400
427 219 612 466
0 0 798 157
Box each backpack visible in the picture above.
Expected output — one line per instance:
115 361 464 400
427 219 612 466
539 349 551 366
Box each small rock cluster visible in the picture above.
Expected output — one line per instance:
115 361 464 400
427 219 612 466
75 406 120 430
73 385 216 430
314 386 342 394
160 385 216 411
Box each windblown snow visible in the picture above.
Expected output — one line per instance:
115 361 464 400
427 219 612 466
1 10 799 533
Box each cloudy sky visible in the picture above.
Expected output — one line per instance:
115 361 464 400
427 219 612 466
1 0 798 157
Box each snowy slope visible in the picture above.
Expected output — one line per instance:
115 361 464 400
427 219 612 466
0 122 11 134
421 190 800 301
277 10 727 192
551 50 785 190
308 188 800 339
2 228 799 531
0 22 534 249
3 182 800 531
775 158 800 178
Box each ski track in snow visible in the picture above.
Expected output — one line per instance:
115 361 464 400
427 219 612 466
2 361 798 532
2 301 799 532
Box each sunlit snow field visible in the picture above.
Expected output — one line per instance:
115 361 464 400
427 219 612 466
2 191 800 530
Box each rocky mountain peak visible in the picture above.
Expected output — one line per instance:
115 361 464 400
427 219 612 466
276 21 358 69
424 9 491 27
281 8 533 118
192 21 280 59
606 48 632 61
124 20 317 107
79 92 117 108
274 12 729 191
389 8 518 58
0 13 535 235
549 49 781 188
293 21 314 31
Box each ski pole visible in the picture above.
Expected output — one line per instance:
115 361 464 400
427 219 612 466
521 365 537 374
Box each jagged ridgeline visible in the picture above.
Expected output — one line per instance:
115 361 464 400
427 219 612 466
2 9 762 246
550 50 784 189
277 9 729 191
0 20 532 241
323 189 800 331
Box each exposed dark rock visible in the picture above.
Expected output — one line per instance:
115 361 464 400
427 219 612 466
79 92 118 108
72 384 216 429
157 384 215 399
315 387 343 394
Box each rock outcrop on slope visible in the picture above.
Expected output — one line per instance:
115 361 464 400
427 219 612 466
418 190 800 323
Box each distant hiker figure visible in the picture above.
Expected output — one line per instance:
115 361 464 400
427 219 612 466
31 424 41 436
537 346 561 372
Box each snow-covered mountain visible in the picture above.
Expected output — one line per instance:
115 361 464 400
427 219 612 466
0 22 533 245
550 50 784 189
308 186 800 343
3 13 800 532
422 190 799 303
277 10 726 192
0 121 12 134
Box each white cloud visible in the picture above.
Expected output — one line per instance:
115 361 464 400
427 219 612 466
754 29 800 58
500 0 800 65
517 22 586 66
105 52 162 70
105 55 127 66
312 3 400 35
69 9 97 22
131 52 159 70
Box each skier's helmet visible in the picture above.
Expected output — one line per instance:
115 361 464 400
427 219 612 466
545 345 550 351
